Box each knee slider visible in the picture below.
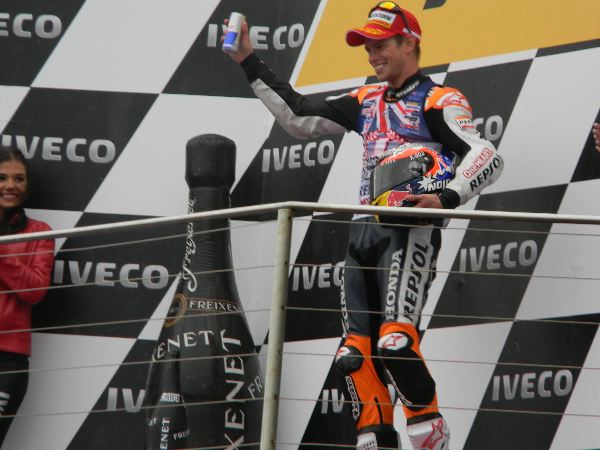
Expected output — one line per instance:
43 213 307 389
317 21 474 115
334 345 364 375
377 332 436 407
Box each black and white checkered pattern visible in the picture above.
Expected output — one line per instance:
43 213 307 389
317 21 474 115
1 0 599 448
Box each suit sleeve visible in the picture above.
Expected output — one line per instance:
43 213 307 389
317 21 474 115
240 53 360 139
0 236 55 305
424 87 504 208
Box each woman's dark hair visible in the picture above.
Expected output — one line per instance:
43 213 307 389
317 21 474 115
0 145 29 175
0 145 30 234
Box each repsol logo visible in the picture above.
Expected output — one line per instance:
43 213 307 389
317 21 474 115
468 156 501 191
0 13 62 39
473 115 504 141
290 261 344 291
401 243 431 317
492 370 574 401
1 134 116 164
458 240 538 272
261 140 336 173
53 260 170 289
207 23 305 50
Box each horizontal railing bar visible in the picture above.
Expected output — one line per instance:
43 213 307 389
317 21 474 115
286 201 600 224
4 201 600 244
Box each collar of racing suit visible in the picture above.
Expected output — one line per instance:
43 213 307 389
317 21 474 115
383 71 429 102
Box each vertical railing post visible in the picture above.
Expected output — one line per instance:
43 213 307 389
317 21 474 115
260 208 293 450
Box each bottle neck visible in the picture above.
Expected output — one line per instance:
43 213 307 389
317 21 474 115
180 186 236 297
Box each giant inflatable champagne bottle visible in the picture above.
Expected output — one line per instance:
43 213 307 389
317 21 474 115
145 134 263 449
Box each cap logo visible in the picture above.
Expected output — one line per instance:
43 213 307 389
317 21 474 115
360 25 388 36
368 10 396 27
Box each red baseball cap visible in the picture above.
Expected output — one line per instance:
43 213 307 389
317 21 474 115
346 2 422 46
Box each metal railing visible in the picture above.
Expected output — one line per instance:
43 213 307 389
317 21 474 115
3 201 600 450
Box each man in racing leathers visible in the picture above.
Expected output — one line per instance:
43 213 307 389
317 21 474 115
224 2 503 449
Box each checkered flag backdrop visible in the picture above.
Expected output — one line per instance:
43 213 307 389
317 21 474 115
1 0 599 448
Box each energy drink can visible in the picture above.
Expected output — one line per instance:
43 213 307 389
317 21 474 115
222 12 245 53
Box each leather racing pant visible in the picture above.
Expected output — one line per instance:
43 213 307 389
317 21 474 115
334 216 444 444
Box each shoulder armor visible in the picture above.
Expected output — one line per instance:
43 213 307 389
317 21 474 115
349 84 384 104
425 86 472 112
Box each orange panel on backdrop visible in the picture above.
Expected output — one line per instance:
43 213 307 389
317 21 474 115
296 0 600 86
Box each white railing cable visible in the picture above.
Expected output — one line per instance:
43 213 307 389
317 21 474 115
1 201 599 448
2 201 600 245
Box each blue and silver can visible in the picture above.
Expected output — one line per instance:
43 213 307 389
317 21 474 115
222 12 245 53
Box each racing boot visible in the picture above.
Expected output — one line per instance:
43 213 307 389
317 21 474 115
406 414 450 450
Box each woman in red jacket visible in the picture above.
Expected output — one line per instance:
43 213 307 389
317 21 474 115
0 145 54 443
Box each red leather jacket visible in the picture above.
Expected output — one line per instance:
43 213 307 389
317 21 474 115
0 218 54 356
